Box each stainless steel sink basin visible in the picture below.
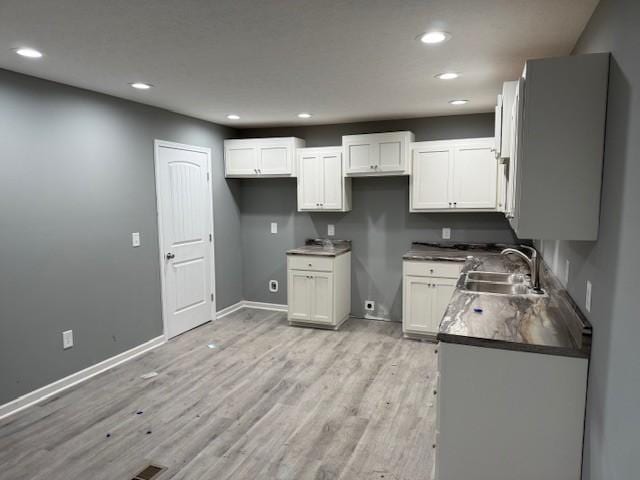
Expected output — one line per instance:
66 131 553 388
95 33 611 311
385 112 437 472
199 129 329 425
466 271 527 284
463 281 530 295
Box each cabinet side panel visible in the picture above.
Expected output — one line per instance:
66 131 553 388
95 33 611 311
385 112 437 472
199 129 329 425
437 343 588 480
517 53 609 240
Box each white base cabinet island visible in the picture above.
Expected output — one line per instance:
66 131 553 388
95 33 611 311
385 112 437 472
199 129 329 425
286 241 351 330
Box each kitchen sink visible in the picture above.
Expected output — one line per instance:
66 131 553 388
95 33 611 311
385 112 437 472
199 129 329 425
466 271 527 284
462 281 530 295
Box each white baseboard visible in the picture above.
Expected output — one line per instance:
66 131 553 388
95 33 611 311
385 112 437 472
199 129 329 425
0 335 165 421
216 300 287 319
242 300 288 312
215 300 246 319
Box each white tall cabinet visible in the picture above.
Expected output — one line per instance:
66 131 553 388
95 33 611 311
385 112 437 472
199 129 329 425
410 138 498 212
402 260 463 339
224 137 305 177
297 147 351 212
287 252 351 330
343 131 414 175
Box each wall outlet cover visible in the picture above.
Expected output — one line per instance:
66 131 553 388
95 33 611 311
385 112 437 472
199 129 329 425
364 300 375 311
62 330 74 349
327 224 335 236
269 279 279 293
442 228 451 240
270 222 278 234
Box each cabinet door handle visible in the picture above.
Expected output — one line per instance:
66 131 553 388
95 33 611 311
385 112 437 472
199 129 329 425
453 202 457 207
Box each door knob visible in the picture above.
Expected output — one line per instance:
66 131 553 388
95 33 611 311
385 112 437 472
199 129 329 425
166 252 175 260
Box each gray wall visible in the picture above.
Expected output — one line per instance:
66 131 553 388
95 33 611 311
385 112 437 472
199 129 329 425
238 115 517 319
536 1 639 478
0 69 243 404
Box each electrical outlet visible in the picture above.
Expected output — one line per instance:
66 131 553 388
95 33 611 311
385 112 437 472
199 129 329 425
364 300 375 311
269 279 278 292
442 228 451 240
62 330 74 349
131 232 141 247
327 224 335 236
585 280 592 313
270 222 278 234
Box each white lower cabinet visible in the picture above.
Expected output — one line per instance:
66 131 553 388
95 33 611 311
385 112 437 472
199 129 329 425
402 261 462 339
411 138 498 212
436 342 589 480
287 252 351 329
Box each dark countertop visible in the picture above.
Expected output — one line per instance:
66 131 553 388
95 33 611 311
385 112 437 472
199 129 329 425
404 243 592 358
287 239 351 257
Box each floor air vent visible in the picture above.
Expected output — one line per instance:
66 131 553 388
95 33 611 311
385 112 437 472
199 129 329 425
131 464 166 480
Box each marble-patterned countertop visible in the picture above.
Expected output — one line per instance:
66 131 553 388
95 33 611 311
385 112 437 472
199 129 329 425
404 243 592 358
287 239 351 257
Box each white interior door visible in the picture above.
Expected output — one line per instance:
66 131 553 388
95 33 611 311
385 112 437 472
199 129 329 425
155 140 214 339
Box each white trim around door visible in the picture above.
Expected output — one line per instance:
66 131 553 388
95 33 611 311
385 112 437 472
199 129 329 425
154 140 216 340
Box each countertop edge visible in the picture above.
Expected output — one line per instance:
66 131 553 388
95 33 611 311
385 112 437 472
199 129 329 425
437 332 589 359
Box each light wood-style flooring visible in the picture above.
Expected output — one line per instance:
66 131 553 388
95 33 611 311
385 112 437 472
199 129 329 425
0 308 438 480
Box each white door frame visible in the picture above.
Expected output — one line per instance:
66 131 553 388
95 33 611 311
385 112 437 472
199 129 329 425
154 139 216 340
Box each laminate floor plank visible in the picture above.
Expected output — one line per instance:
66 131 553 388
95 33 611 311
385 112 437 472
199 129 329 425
0 308 437 480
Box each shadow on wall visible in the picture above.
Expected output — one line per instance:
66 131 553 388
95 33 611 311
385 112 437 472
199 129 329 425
577 56 630 480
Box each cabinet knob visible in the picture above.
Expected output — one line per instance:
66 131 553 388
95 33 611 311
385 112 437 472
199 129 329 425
453 202 457 207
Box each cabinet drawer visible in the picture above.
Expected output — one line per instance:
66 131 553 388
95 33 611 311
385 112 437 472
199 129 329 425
404 260 463 279
288 255 334 272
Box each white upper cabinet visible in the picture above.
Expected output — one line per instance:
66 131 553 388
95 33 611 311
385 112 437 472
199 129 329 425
297 147 351 212
342 131 414 176
410 138 497 212
494 81 518 159
224 137 305 177
506 53 609 240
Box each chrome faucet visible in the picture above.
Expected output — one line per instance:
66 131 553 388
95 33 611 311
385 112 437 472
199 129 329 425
501 245 543 293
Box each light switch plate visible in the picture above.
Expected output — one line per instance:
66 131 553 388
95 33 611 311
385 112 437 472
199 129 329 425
131 232 141 247
62 330 74 349
270 222 278 234
327 224 335 236
442 228 451 240
585 280 592 313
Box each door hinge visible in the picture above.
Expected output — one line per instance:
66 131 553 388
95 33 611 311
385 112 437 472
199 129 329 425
209 233 213 242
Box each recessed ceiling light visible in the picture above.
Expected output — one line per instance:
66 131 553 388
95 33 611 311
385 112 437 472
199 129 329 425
435 72 459 80
297 112 312 119
449 99 468 105
130 82 152 90
14 47 43 58
226 114 240 120
419 31 451 44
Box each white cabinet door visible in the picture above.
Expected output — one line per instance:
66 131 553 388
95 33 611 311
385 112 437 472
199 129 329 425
310 272 334 324
288 271 312 322
259 144 290 175
431 278 457 330
411 147 452 210
452 144 497 209
404 275 434 334
378 136 404 172
343 132 413 175
344 141 374 174
298 152 324 210
322 151 343 210
225 145 258 176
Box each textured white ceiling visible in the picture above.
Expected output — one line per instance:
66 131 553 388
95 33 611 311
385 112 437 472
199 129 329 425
0 0 598 127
